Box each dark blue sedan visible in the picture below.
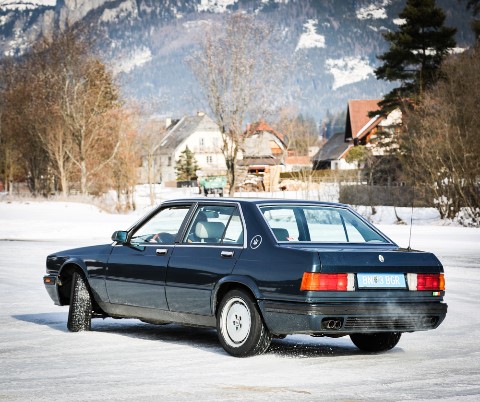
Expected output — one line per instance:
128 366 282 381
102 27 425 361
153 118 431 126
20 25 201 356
44 199 447 357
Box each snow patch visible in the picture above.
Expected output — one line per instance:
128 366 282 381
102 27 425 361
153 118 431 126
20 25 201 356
4 26 30 56
356 0 390 20
183 19 212 30
379 108 402 126
0 14 10 26
413 47 466 56
296 19 326 51
450 47 466 54
198 0 238 13
258 0 289 10
113 47 152 74
325 57 374 90
0 0 55 10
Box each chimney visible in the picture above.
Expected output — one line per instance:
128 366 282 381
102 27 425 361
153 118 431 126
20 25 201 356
197 111 205 117
165 117 172 128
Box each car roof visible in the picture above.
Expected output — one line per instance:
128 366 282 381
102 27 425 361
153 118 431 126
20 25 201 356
161 198 348 208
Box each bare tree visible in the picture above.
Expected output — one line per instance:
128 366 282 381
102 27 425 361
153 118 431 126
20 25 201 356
189 13 283 195
27 39 75 196
405 46 480 225
110 109 139 211
0 28 124 197
274 108 320 156
132 101 166 206
0 58 50 195
61 58 122 195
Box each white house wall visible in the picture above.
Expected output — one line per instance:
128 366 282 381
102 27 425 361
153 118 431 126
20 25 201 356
162 130 227 183
331 159 357 170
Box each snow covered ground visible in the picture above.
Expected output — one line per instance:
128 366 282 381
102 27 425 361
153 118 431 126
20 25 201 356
1 199 479 401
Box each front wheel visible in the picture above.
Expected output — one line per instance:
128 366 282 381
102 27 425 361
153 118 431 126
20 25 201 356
217 289 271 357
350 332 401 352
67 271 92 332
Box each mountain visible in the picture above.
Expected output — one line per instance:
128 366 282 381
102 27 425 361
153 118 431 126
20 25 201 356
0 0 475 124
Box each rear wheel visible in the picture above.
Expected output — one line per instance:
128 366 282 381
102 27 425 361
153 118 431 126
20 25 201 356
350 332 401 352
67 272 92 332
217 289 271 357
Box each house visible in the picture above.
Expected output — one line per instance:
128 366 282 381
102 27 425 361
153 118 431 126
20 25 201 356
312 132 354 170
285 155 312 171
158 112 226 185
241 120 288 173
230 120 289 191
313 100 402 169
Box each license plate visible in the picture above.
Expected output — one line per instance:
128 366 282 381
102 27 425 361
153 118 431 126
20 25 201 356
357 273 406 289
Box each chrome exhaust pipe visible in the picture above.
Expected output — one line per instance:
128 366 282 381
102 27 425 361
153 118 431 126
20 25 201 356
322 318 343 330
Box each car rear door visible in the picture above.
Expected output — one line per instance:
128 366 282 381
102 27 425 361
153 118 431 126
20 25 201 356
166 203 245 315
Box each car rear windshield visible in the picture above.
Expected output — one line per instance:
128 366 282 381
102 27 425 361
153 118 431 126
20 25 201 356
259 205 389 244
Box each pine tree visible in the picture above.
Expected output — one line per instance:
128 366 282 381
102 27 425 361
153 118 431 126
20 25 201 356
175 146 199 181
374 0 456 113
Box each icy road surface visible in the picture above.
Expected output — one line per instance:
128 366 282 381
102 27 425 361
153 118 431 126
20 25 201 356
0 202 479 401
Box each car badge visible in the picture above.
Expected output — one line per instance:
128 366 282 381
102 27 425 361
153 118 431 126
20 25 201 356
379 255 385 262
250 235 262 249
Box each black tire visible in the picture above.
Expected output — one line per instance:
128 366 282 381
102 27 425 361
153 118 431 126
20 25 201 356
217 289 271 357
350 332 401 352
67 272 92 332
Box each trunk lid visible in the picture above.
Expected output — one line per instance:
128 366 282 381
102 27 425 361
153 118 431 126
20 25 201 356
316 248 443 273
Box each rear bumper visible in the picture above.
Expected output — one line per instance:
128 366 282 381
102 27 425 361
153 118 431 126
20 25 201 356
261 301 448 335
43 275 61 305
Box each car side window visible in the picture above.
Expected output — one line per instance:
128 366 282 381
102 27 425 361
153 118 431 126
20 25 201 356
260 205 388 243
184 205 244 245
304 208 348 242
262 208 300 241
130 206 191 244
222 209 244 245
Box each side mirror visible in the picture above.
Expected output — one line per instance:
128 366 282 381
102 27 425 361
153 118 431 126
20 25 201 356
111 230 128 244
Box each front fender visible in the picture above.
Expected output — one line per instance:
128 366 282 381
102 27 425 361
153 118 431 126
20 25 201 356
50 258 90 306
59 257 89 279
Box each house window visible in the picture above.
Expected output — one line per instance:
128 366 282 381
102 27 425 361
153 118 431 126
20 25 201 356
206 155 213 164
199 138 205 150
167 156 172 167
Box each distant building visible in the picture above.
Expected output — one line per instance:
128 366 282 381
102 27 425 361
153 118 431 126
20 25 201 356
313 100 402 169
285 155 312 171
312 132 354 170
241 120 288 173
158 113 226 185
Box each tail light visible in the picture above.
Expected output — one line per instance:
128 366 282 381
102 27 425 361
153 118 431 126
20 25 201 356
300 273 354 291
407 273 445 291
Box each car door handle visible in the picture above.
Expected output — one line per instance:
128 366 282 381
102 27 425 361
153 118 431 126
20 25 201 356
156 248 168 256
221 251 234 258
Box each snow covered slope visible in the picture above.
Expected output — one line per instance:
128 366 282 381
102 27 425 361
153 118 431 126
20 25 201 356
0 0 474 120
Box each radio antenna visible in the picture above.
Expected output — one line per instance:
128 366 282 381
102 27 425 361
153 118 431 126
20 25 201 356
398 96 415 252
407 186 414 251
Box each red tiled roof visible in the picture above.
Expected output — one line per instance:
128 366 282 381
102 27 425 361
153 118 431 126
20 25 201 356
347 100 382 139
245 119 287 145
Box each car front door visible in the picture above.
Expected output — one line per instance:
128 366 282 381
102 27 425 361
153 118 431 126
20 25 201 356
105 204 192 309
166 204 245 315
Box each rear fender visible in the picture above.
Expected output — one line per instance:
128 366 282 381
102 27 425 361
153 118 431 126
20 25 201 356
212 275 263 315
